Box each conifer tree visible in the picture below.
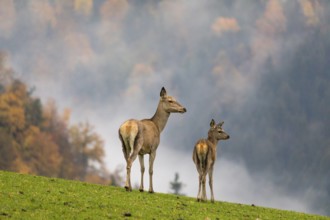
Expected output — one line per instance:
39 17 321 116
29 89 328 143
169 172 185 195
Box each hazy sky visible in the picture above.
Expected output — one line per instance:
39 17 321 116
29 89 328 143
1 0 329 216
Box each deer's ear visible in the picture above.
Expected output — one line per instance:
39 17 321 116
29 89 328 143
160 87 167 97
210 119 215 127
218 121 224 127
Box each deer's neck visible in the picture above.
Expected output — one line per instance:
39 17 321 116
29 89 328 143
151 101 170 133
207 135 219 147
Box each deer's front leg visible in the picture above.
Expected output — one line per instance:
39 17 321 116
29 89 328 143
138 154 145 192
148 151 156 193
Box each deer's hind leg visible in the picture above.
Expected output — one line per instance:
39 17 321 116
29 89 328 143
125 135 143 191
197 172 204 202
193 148 203 201
203 154 214 202
138 154 145 192
198 160 209 202
197 160 208 202
208 165 215 203
122 134 143 192
119 134 131 191
201 169 207 202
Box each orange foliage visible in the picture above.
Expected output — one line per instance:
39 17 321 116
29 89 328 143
0 0 16 38
23 128 63 177
12 157 32 174
100 0 129 21
256 0 286 36
69 122 105 164
299 0 320 26
74 0 93 16
0 52 112 184
0 90 26 133
28 1 57 31
211 17 240 36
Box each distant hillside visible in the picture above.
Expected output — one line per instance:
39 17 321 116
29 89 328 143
0 171 328 220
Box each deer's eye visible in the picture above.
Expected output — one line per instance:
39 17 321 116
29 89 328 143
168 100 174 103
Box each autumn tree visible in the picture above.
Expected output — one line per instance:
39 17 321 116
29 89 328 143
0 127 17 171
0 51 111 184
0 52 17 171
22 126 62 177
69 122 105 181
0 80 26 136
0 76 28 172
41 100 80 180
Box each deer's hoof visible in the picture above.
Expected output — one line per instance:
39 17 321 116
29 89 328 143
125 186 132 192
148 190 154 194
139 189 144 192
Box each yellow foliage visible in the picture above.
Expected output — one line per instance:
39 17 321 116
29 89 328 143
9 80 28 100
42 99 58 129
256 0 286 35
23 125 40 149
13 157 32 174
70 122 105 163
0 92 25 132
211 17 240 36
0 92 23 107
60 108 71 126
100 0 128 21
299 0 320 26
0 0 16 38
23 131 63 177
0 67 109 182
74 0 93 16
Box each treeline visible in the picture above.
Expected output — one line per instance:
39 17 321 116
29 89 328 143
228 27 330 214
0 53 119 185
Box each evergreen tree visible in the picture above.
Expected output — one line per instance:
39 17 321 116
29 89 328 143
169 172 185 195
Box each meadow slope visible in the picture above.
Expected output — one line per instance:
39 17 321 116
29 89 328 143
0 171 328 220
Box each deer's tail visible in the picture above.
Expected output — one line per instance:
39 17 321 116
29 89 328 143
193 140 209 173
119 120 139 158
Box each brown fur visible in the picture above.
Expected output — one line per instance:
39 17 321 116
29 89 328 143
119 87 186 192
193 119 230 202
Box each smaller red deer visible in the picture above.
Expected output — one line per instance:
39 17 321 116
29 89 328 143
193 119 230 202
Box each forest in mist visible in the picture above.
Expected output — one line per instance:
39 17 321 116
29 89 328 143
0 56 124 185
0 0 329 216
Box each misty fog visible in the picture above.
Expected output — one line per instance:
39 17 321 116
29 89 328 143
1 0 329 216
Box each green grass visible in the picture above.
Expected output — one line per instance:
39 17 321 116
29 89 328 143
0 171 328 220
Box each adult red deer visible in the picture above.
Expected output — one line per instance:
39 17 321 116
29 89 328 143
119 87 186 192
193 119 230 202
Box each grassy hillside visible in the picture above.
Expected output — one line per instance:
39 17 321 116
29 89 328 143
0 171 328 220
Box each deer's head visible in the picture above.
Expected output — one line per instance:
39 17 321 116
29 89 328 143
208 119 230 140
160 87 187 114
